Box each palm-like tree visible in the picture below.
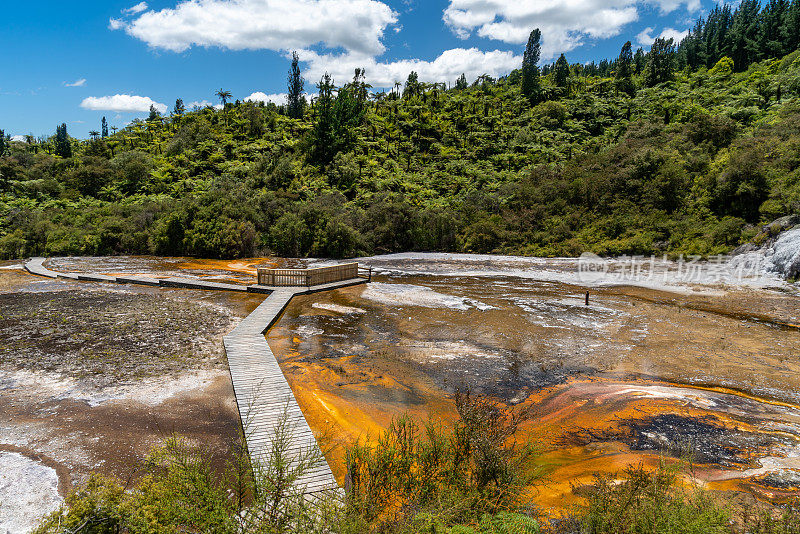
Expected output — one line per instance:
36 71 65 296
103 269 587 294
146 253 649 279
89 130 100 140
216 89 232 107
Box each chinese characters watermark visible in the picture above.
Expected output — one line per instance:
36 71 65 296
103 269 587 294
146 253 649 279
577 252 771 284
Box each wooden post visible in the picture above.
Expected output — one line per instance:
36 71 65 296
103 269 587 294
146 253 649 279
585 291 589 306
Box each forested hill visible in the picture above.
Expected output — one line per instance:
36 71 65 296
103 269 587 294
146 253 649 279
2 11 800 259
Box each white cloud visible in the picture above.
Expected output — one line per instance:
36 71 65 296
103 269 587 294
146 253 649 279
80 94 167 113
636 26 688 47
637 26 655 46
10 135 25 142
660 27 689 43
244 92 288 105
108 18 126 30
122 2 149 14
115 0 398 56
299 47 521 88
64 78 86 87
443 0 699 59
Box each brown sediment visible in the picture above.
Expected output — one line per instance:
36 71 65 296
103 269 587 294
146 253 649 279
612 285 800 331
0 268 251 498
0 266 30 291
0 373 240 490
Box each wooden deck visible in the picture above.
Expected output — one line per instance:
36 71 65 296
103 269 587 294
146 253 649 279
23 257 368 494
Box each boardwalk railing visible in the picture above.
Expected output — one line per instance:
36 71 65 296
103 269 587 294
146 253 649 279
257 262 362 287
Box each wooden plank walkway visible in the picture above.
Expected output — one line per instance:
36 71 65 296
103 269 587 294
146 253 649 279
24 257 60 278
224 290 339 493
23 257 367 495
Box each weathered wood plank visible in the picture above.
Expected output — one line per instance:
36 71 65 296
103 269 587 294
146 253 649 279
24 257 59 278
223 283 366 496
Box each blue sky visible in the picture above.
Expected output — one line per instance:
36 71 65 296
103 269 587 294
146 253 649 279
1 0 712 139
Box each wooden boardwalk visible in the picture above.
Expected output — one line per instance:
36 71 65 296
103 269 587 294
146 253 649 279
23 257 367 494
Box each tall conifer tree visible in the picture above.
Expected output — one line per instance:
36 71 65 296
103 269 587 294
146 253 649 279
615 41 636 96
644 38 676 87
521 29 542 103
554 54 570 89
287 51 306 119
54 123 71 158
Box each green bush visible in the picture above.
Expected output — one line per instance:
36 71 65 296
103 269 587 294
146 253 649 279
560 461 731 534
345 392 541 531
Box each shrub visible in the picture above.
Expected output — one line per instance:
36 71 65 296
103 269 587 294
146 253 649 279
557 461 731 534
35 409 344 534
344 391 540 531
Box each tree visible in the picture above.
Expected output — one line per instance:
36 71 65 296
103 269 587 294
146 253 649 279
521 29 542 103
634 47 646 74
331 68 369 158
215 89 232 107
644 38 676 87
403 71 421 99
455 73 468 90
173 98 185 116
101 117 109 138
615 41 636 96
554 53 570 89
310 73 336 165
728 0 761 71
758 0 790 60
0 129 6 156
788 0 800 52
54 123 72 158
148 105 161 121
286 51 306 119
89 130 100 140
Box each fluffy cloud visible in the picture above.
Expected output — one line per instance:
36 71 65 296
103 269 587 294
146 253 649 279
80 94 167 113
660 27 689 43
636 26 688 46
443 0 698 58
299 47 521 88
114 0 398 56
64 78 87 87
244 92 288 105
636 26 656 46
10 135 25 142
122 2 149 15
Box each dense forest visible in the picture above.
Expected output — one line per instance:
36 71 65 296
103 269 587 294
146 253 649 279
2 1 800 260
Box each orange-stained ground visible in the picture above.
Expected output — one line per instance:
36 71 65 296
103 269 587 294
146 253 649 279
258 262 800 512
